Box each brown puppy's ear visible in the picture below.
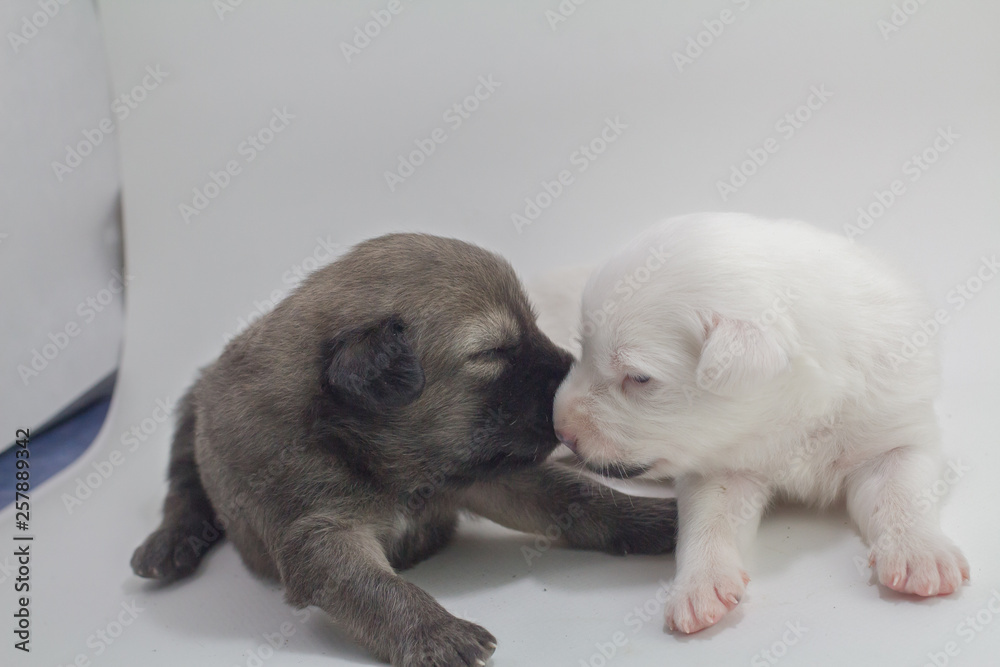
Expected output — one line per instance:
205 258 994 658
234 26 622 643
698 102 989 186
323 316 425 410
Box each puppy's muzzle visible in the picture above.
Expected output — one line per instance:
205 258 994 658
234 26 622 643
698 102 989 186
555 429 578 454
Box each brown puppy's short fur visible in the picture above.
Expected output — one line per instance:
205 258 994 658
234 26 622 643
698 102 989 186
131 234 677 666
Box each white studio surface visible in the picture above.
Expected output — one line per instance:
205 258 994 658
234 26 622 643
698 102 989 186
5 1 1000 666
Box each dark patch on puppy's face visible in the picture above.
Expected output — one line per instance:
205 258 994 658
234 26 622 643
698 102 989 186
464 325 572 476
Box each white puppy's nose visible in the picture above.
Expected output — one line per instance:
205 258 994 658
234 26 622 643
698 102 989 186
555 429 578 453
553 379 584 454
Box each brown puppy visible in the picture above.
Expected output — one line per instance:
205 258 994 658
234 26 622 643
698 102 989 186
131 233 677 666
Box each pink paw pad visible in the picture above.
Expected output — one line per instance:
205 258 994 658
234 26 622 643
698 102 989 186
872 543 969 597
665 569 749 634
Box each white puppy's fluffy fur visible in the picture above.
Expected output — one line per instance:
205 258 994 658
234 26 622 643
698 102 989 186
550 212 969 634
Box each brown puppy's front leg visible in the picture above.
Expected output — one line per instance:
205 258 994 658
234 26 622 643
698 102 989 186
277 516 496 667
462 462 677 556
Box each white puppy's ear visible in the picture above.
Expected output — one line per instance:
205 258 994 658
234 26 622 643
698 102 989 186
695 314 790 395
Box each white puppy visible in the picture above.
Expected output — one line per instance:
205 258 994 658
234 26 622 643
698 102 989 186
552 212 969 634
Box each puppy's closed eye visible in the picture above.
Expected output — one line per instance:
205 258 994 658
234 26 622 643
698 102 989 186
621 373 652 393
471 344 518 362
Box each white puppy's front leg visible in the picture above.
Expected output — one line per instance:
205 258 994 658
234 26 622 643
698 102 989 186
846 446 969 596
665 472 769 634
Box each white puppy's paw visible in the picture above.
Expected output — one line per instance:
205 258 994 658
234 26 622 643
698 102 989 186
871 536 970 596
664 568 750 634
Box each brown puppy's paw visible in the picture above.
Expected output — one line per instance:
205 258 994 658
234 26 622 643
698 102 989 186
130 526 205 580
606 496 678 556
397 616 497 667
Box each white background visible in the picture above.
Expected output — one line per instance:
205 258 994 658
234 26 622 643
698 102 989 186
4 1 999 665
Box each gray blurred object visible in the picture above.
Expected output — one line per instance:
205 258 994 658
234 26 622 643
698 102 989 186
1 0 123 448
